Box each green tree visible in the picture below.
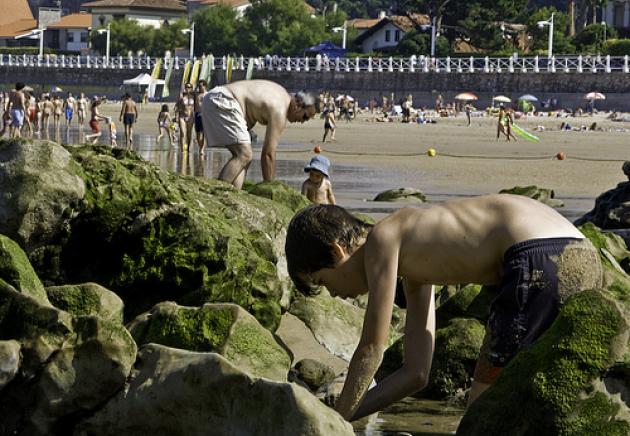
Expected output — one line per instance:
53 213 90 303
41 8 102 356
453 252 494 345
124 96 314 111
239 0 328 55
573 23 617 53
91 19 153 56
150 19 189 57
526 7 575 55
395 30 449 56
192 5 240 56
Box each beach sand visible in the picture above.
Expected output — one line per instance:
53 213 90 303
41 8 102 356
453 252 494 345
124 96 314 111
96 102 628 218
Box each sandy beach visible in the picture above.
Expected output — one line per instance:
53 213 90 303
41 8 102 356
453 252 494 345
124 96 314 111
90 102 628 218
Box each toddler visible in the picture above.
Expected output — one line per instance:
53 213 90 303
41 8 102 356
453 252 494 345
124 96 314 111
301 154 336 205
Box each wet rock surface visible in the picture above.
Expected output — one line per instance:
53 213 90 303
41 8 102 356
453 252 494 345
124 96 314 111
499 185 564 208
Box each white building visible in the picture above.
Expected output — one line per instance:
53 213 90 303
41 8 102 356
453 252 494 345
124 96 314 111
47 13 92 53
604 1 630 31
353 13 429 54
83 0 186 29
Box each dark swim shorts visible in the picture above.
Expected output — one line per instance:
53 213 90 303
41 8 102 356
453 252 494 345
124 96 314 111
194 112 203 133
123 113 136 125
474 237 602 384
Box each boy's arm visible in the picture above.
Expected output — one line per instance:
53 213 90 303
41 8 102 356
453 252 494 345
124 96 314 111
351 281 435 420
334 232 398 420
301 180 308 196
327 181 336 205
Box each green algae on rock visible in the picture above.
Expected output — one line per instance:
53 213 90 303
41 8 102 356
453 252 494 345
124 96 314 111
499 186 564 208
46 282 124 324
457 290 629 435
0 141 295 330
373 188 427 203
245 180 311 212
0 234 49 305
128 302 291 381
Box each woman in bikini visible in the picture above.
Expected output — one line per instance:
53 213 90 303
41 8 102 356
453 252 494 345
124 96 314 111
176 83 195 152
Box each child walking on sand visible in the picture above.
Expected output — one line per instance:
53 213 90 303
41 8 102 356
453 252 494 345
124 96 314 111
301 155 336 205
156 104 174 146
108 118 118 147
322 108 336 142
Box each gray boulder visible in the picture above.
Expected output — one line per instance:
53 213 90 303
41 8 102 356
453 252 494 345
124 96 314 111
75 344 354 436
0 340 20 390
46 282 124 324
0 233 49 305
373 187 426 203
575 163 630 229
128 302 291 381
292 358 337 391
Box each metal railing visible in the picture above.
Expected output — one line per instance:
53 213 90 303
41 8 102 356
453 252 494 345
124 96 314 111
1 53 628 73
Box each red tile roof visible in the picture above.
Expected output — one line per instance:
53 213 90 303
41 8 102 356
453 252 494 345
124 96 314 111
0 18 37 38
82 0 186 11
0 0 34 27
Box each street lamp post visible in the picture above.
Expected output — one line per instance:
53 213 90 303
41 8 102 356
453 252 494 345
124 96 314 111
182 22 195 59
97 23 111 65
537 12 555 58
15 27 46 58
420 17 437 57
332 21 347 49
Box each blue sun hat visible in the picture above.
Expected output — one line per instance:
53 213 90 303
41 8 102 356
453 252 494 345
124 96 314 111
304 155 331 177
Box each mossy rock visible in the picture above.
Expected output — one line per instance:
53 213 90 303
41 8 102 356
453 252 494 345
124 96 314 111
373 188 426 203
499 186 564 208
0 234 48 306
2 142 295 330
574 179 630 229
45 282 124 324
435 284 495 328
377 317 484 400
458 289 630 435
245 180 310 212
292 358 337 391
128 302 291 381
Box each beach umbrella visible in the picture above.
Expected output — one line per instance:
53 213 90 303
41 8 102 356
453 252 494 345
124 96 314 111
51 85 63 93
584 91 605 100
493 95 511 103
455 92 478 101
518 94 538 102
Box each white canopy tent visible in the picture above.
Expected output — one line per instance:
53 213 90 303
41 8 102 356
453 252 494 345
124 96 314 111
123 74 165 99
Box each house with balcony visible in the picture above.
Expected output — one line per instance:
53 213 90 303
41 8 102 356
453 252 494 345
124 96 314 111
83 0 186 29
353 12 430 54
46 12 92 53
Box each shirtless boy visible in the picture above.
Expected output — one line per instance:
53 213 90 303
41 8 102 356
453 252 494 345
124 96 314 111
63 92 76 127
120 93 138 147
7 82 26 138
285 194 602 421
201 79 318 188
301 155 336 205
76 92 88 128
52 95 63 131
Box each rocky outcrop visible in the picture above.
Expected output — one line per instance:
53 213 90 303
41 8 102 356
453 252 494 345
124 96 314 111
245 180 311 212
75 344 354 436
128 302 291 381
0 234 49 304
0 140 295 329
373 188 426 203
575 162 630 229
499 186 564 208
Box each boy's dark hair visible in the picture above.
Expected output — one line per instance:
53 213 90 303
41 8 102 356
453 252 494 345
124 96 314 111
198 80 207 88
161 104 169 112
285 204 372 295
15 83 25 91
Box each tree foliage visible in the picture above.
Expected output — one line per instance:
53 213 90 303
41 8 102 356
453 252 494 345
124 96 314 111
193 5 240 56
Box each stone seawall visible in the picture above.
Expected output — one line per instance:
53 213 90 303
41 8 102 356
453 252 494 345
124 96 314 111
1 65 629 110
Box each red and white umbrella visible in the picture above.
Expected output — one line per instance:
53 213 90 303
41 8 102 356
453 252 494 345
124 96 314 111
584 92 605 100
455 92 478 101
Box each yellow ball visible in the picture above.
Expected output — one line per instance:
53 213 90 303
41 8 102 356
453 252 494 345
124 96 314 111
427 148 437 157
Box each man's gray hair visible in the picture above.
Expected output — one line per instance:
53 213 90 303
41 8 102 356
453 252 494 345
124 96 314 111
296 91 315 106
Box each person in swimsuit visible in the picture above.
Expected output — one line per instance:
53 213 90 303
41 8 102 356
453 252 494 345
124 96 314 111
176 84 195 152
63 92 76 128
201 79 318 188
7 82 26 138
86 97 107 144
52 94 63 131
76 92 88 129
194 80 208 155
119 93 138 148
156 103 174 146
285 194 602 421
322 108 336 142
40 95 54 135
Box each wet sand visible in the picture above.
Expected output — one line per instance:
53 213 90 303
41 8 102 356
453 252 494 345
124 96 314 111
84 102 628 220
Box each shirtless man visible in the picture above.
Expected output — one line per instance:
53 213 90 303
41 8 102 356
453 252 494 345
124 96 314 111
119 93 138 147
76 92 88 128
63 92 76 127
285 194 602 421
41 95 54 134
7 82 26 138
194 80 208 155
52 95 63 131
201 79 318 188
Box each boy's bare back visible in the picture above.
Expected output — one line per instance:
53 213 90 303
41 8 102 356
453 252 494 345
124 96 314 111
369 194 584 286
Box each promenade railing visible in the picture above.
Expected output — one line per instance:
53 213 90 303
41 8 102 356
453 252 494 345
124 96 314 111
1 53 629 73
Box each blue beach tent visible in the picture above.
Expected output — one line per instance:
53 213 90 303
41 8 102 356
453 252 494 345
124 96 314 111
304 41 347 58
